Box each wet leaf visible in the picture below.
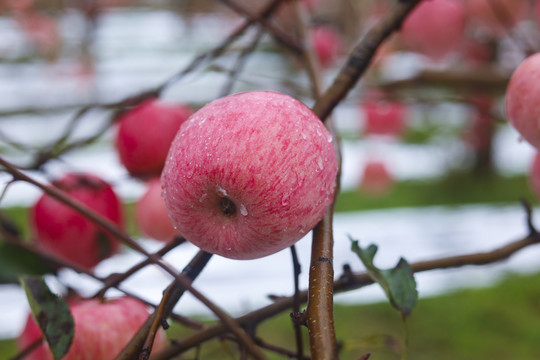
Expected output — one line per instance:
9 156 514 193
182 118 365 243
350 238 417 317
19 276 74 359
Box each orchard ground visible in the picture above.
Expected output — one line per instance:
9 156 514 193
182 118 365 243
2 4 540 359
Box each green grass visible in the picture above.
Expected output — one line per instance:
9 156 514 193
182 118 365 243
158 271 540 360
335 172 535 212
4 271 535 359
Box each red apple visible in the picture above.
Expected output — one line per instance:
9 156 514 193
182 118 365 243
31 173 123 269
161 91 338 260
115 98 192 178
18 297 167 360
529 152 540 200
505 53 540 150
466 0 529 35
311 26 342 69
358 160 394 196
361 99 407 137
400 0 466 60
136 178 178 242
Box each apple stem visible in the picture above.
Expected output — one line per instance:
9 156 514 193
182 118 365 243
219 197 237 216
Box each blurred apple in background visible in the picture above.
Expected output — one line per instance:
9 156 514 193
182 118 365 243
18 297 166 360
311 25 342 68
115 98 192 178
465 0 529 35
31 173 123 269
529 152 540 201
136 178 178 242
505 52 540 150
361 97 407 138
358 159 394 197
399 0 466 60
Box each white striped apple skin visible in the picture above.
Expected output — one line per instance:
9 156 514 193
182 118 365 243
161 91 338 260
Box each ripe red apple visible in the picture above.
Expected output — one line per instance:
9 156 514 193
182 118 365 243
31 173 123 269
136 178 178 242
400 0 466 60
311 26 342 69
358 160 394 196
529 152 540 200
361 99 407 137
505 53 540 150
115 98 192 178
161 91 338 260
466 0 529 35
18 297 167 360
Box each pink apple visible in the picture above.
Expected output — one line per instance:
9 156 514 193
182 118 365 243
400 0 466 60
358 160 394 196
505 53 540 150
361 99 407 137
115 98 192 178
136 178 178 242
31 173 123 269
161 91 338 260
529 152 540 200
18 297 167 360
466 0 529 35
311 26 342 68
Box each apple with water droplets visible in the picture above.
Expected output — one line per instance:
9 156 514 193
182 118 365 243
31 173 123 269
136 178 178 242
161 91 338 260
18 297 167 360
505 53 540 150
115 98 192 178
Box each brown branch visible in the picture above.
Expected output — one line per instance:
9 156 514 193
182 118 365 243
219 0 302 56
312 0 423 122
287 1 341 357
0 158 267 360
152 224 540 359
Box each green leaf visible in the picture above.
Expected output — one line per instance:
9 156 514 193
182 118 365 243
350 238 418 318
19 276 74 359
0 243 57 284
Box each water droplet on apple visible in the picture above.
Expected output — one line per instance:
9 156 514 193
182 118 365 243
316 128 322 137
239 204 248 216
317 157 324 170
326 132 333 143
185 166 194 179
281 195 290 206
299 225 306 234
199 193 208 202
216 185 228 197
301 132 307 140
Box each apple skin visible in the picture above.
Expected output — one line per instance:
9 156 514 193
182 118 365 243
31 173 123 269
505 53 540 150
529 152 540 200
161 91 338 260
136 178 178 242
400 0 466 60
311 26 342 69
466 0 529 35
361 100 407 137
18 297 167 360
115 98 192 178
